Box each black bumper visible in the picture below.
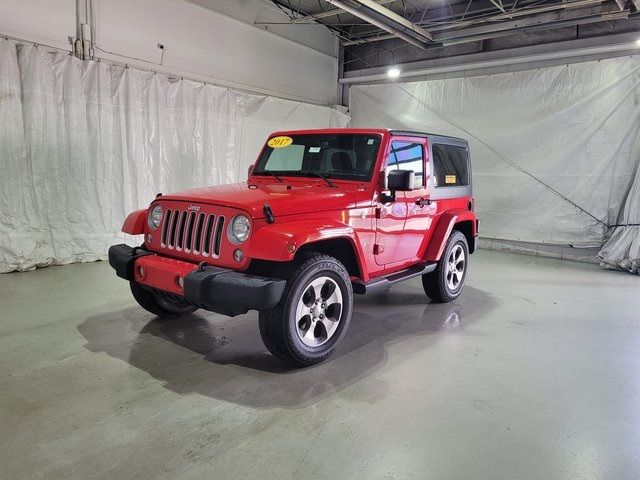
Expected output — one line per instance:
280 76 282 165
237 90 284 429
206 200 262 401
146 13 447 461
108 244 286 317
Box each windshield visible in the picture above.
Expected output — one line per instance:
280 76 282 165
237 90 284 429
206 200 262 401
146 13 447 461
253 134 382 182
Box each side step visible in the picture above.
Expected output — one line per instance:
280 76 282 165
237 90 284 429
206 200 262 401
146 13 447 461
352 262 437 295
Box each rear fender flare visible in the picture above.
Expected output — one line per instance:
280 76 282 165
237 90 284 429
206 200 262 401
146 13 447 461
424 210 477 262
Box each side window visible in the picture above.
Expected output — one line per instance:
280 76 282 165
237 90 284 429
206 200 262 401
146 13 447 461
387 141 424 188
432 144 469 187
263 144 305 170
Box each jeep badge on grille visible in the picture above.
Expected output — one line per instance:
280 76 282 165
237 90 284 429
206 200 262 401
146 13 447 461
187 204 201 212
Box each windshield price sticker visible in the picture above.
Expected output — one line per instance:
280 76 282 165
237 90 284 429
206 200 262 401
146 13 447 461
445 175 457 184
268 136 293 148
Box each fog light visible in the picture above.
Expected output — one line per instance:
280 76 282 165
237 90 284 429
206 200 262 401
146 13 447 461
146 234 152 244
137 265 145 278
176 276 184 289
233 249 244 262
286 243 296 253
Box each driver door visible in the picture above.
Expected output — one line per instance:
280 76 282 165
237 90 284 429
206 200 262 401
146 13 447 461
374 137 427 267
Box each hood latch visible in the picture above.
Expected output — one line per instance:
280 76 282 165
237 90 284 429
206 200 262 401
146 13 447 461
263 203 275 224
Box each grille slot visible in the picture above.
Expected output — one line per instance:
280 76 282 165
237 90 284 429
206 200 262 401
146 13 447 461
202 214 215 255
184 211 196 252
193 213 205 253
168 210 179 247
161 209 172 246
213 216 225 257
176 211 187 249
160 208 224 258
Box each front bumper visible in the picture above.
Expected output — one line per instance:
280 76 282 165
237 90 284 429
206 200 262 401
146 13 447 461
108 244 286 316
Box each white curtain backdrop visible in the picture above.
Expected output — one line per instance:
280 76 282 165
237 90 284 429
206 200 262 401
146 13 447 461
349 57 640 273
0 39 349 273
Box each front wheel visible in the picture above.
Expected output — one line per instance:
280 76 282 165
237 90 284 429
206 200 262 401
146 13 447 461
258 253 353 367
422 230 469 303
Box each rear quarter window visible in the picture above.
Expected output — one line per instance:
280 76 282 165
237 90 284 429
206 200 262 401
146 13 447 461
432 144 470 187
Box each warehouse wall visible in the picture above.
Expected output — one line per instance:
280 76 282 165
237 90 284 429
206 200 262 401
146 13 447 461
349 56 640 264
0 0 339 104
0 39 349 273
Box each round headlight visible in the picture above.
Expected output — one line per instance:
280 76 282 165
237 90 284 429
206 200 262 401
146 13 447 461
148 205 162 229
229 215 251 243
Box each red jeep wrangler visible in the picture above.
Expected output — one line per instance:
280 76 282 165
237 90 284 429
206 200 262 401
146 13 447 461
109 129 477 366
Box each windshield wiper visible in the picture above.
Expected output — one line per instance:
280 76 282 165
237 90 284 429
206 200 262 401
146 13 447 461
299 170 337 188
257 170 283 183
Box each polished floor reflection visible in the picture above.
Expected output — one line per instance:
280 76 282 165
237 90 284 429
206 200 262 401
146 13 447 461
1 251 639 479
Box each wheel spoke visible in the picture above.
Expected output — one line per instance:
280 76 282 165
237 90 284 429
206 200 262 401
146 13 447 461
320 280 336 301
298 314 311 331
303 322 318 341
325 302 341 321
324 289 341 309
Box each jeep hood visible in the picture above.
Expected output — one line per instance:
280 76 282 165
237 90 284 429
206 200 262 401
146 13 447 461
158 182 363 218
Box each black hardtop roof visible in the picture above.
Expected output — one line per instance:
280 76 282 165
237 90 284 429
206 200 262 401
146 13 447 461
389 130 468 143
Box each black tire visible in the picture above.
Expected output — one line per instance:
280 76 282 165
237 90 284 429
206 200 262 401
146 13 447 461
422 230 469 303
258 252 353 367
129 281 198 317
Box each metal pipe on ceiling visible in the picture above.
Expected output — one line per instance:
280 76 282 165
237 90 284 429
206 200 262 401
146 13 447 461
323 0 429 49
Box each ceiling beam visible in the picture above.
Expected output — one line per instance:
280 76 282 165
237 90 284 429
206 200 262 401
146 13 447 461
351 0 433 41
342 0 604 45
488 0 506 13
324 0 429 49
433 3 624 41
289 0 396 23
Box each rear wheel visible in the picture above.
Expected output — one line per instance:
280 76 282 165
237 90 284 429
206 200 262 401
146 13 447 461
130 281 198 317
422 230 469 303
258 252 353 367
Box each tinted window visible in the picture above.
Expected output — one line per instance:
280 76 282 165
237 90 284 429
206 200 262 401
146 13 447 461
432 144 469 187
387 141 424 188
254 134 381 181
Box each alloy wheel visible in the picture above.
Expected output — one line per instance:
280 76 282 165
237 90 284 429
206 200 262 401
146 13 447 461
445 244 466 291
294 276 343 347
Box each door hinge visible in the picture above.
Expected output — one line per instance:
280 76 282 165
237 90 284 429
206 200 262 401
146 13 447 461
375 207 382 219
373 244 384 255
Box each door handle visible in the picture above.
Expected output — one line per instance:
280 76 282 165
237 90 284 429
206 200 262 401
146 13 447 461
415 197 432 206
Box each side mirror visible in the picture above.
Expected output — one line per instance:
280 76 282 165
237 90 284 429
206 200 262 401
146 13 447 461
387 169 414 191
247 164 254 178
381 169 414 204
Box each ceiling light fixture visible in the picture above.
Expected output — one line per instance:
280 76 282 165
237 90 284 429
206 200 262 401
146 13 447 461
387 67 401 79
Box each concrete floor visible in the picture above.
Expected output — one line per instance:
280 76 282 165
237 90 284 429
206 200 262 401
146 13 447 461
1 251 639 480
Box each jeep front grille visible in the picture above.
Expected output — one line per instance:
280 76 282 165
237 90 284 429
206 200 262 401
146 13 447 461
161 209 225 257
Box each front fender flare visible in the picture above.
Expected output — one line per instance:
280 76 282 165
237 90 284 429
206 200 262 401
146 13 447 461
246 218 366 269
122 209 147 235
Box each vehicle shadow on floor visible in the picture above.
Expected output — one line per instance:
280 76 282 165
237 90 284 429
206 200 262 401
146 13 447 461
78 283 497 409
